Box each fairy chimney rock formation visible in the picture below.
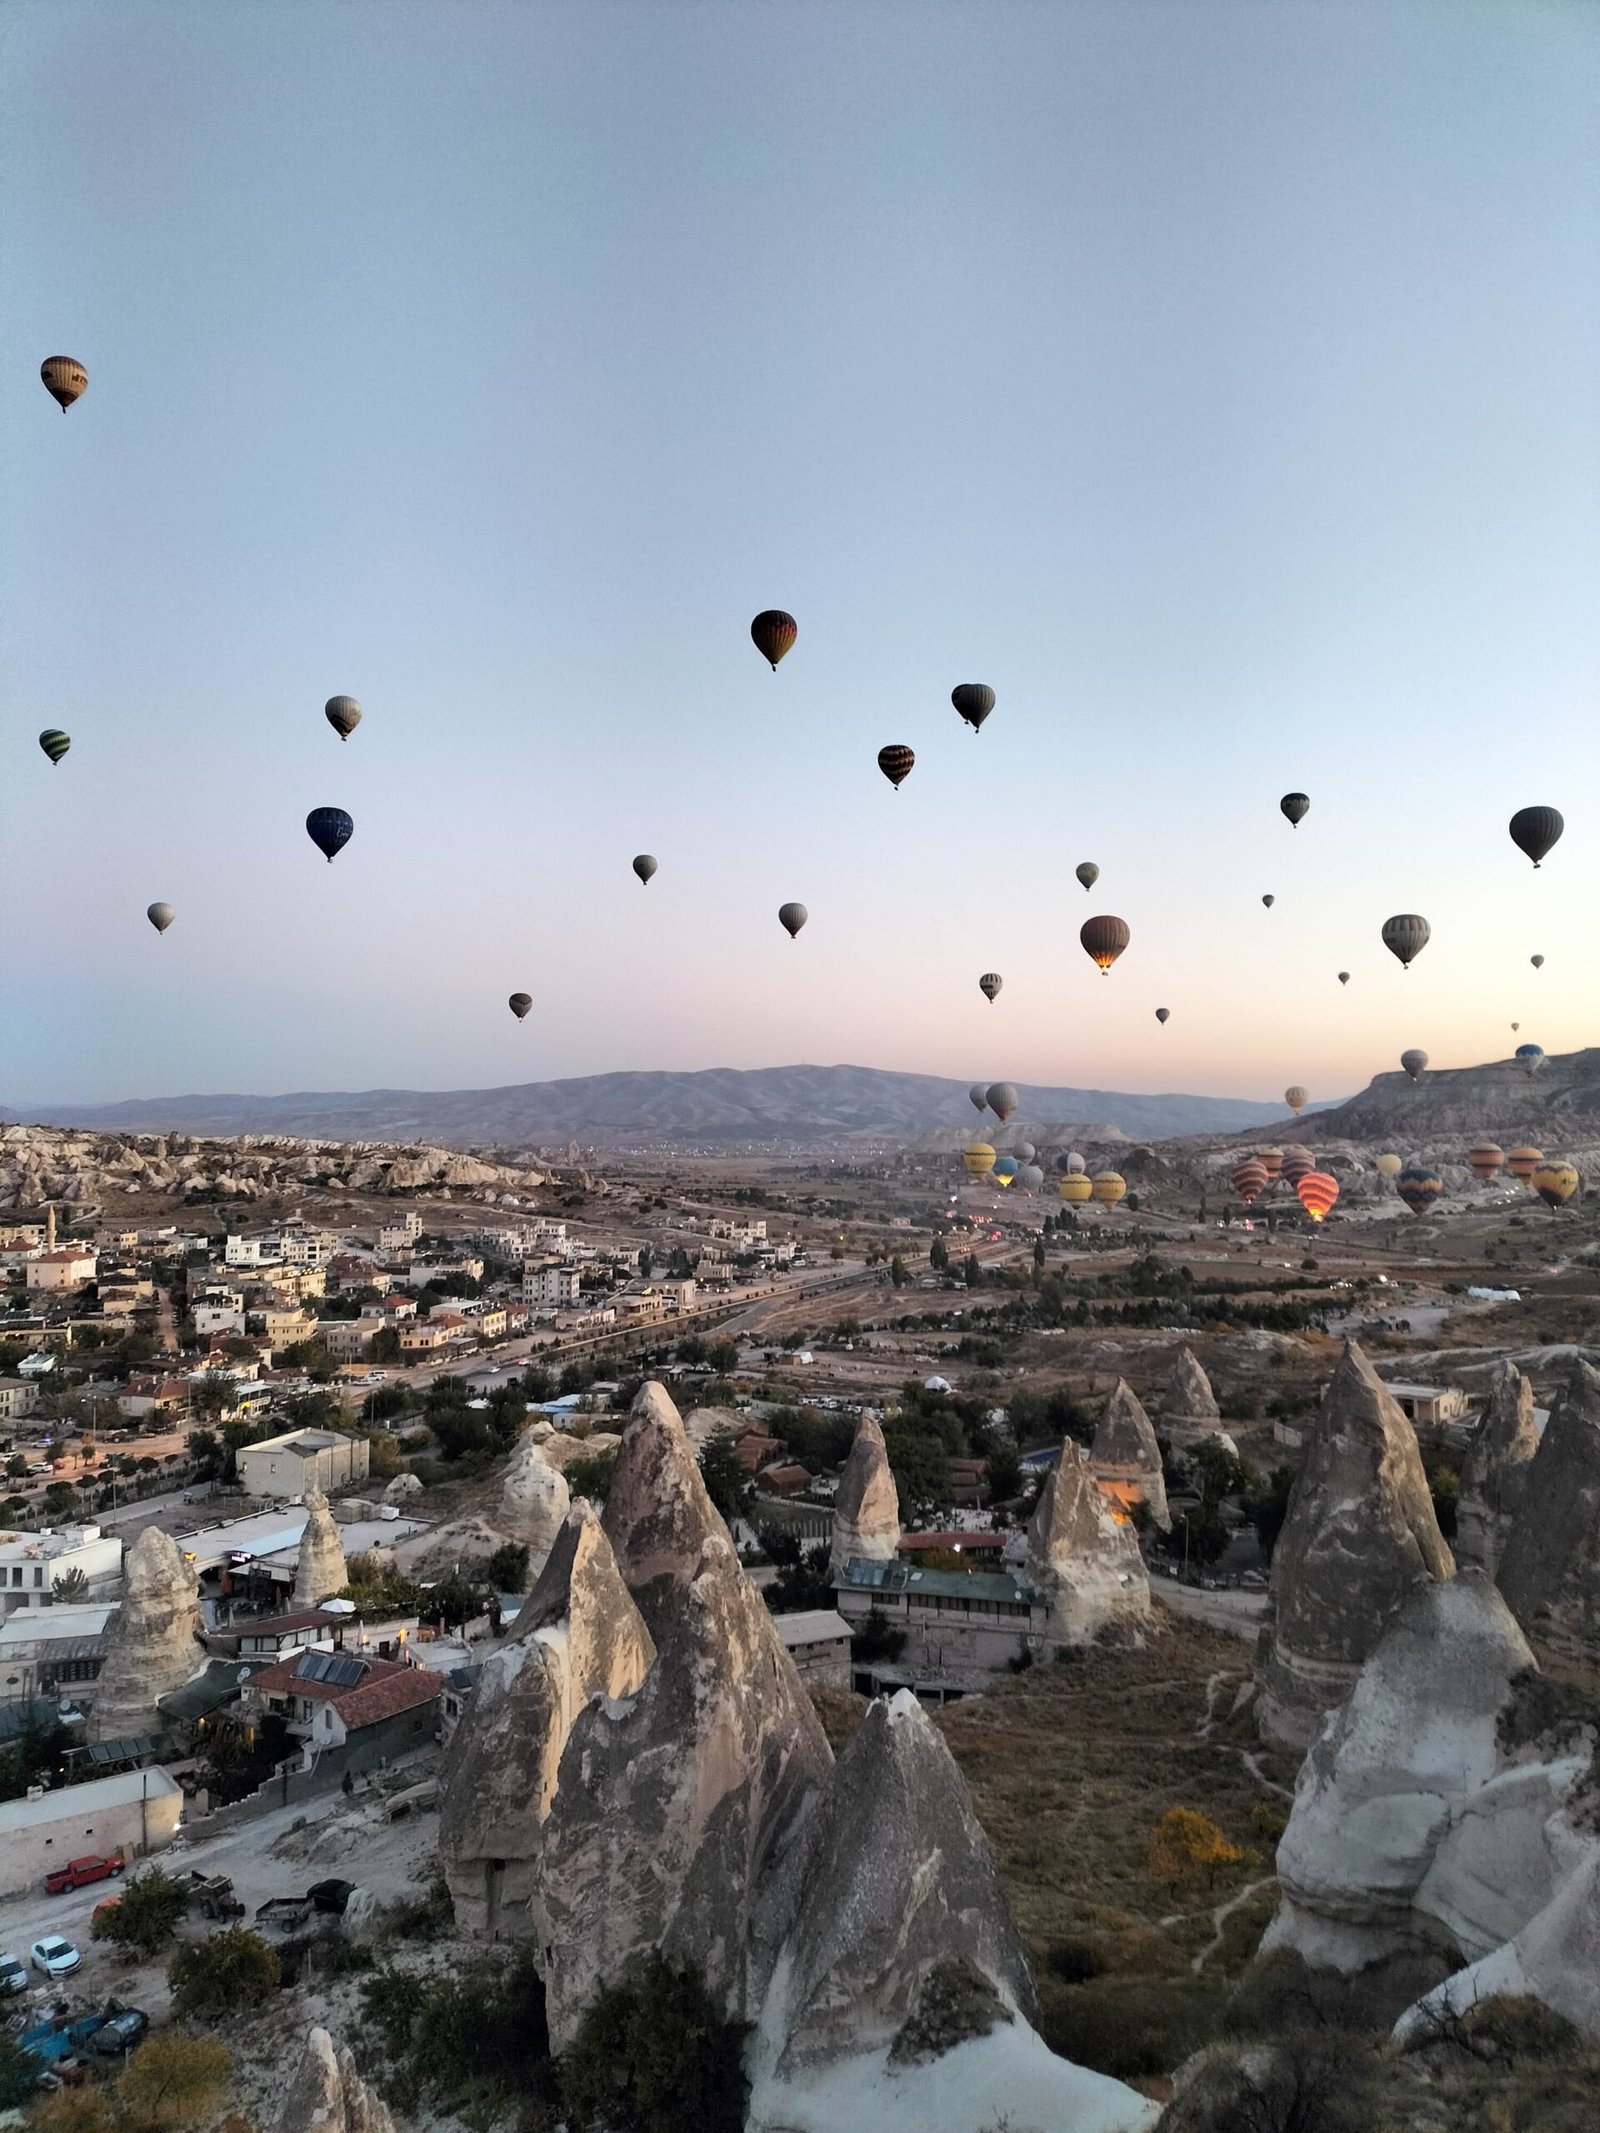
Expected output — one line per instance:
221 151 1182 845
1256 1340 1454 1749
1026 1440 1151 1644
1162 1347 1224 1444
498 1427 572 1574
1455 1360 1540 1573
439 1502 655 1936
1091 1379 1170 1531
1497 1359 1600 1696
531 1379 835 2041
831 1413 901 1567
291 1487 348 1609
89 1526 203 1742
276 2027 394 2133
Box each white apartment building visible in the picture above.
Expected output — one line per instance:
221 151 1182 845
280 1225 337 1267
225 1231 283 1268
192 1288 246 1339
25 1249 98 1292
0 1524 122 1617
710 1218 767 1247
377 1213 423 1253
0 1379 41 1422
317 1316 386 1362
524 1263 581 1310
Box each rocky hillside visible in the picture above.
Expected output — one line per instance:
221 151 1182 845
1290 1047 1600 1147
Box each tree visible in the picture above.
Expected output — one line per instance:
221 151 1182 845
638 1247 654 1279
0 2030 38 2110
565 1451 617 1502
984 1443 1023 1503
168 1927 280 2019
889 1256 907 1288
484 1541 530 1594
1148 1807 1242 1890
92 1866 188 1955
51 1565 90 1602
699 1436 752 1527
31 2090 114 2133
558 1954 750 2133
929 1237 949 1273
1033 1240 1046 1277
371 1326 402 1364
116 2034 232 2132
962 1254 981 1287
760 1537 834 1614
850 1607 907 1664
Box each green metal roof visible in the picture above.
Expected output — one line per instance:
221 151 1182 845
833 1557 1036 1606
157 1659 256 1723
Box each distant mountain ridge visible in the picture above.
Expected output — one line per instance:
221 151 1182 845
1290 1046 1600 1147
9 1064 1306 1149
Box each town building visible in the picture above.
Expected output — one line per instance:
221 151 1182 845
0 1524 123 1617
25 1249 98 1292
244 1645 442 1760
773 1609 852 1689
524 1263 581 1311
1381 1382 1472 1428
204 1605 353 1660
234 1429 370 1501
377 1213 423 1253
0 1767 183 1898
0 1378 41 1422
832 1556 1048 1701
317 1317 386 1362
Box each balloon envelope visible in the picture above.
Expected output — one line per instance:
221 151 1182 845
1155 1007 1170 1024
1508 805 1563 869
40 356 87 410
1080 914 1130 974
1230 1157 1268 1206
1091 1171 1127 1206
1531 954 1545 970
1280 792 1310 827
1257 1148 1284 1178
1075 862 1099 893
1397 1166 1444 1216
1533 1161 1579 1209
1066 1150 1086 1175
1284 1086 1308 1114
1297 1171 1339 1222
1338 971 1350 985
986 1081 1019 1122
324 695 362 740
1059 1174 1093 1204
1261 894 1275 909
1280 1146 1314 1184
751 610 797 669
968 1084 989 1114
146 902 174 933
963 1142 997 1177
1020 1164 1044 1190
1382 914 1431 967
978 972 1003 1003
632 854 658 885
508 993 532 1020
1376 1153 1403 1177
1468 1142 1504 1181
1014 1142 1036 1163
1507 1145 1543 1181
951 683 995 732
778 901 808 938
1400 1050 1428 1083
306 807 354 862
877 744 915 789
1515 1044 1545 1076
38 729 70 764
992 1155 1019 1180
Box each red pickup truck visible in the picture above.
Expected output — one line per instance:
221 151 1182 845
45 1854 125 1896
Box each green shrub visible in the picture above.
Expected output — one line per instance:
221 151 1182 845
92 1866 188 1954
1041 1975 1224 2080
1045 1936 1108 1984
558 1955 750 2133
167 1927 280 2019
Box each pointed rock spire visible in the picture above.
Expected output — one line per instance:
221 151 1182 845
89 1526 203 1742
292 1486 348 1609
1456 1360 1540 1572
276 2027 394 2133
499 1427 571 1574
439 1502 654 1936
831 1414 901 1568
1162 1346 1223 1443
1497 1359 1600 1695
1090 1379 1170 1531
1256 1341 1454 1749
1026 1440 1150 1645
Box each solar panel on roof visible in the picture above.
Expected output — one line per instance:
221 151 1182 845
293 1649 367 1687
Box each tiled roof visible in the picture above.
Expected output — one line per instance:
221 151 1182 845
335 1667 442 1731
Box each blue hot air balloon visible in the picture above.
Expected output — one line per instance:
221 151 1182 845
306 806 354 863
992 1154 1020 1185
1515 1043 1546 1078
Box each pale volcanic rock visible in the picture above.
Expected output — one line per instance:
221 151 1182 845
275 2027 394 2133
89 1526 203 1742
1026 1440 1150 1645
1455 1360 1540 1573
1497 1359 1600 1695
498 1429 571 1570
531 1379 834 2042
439 1503 655 1936
536 1428 621 1473
831 1415 901 1567
1090 1380 1170 1532
1403 1851 1600 2044
1256 1340 1454 1750
1161 1347 1224 1444
291 1487 348 1609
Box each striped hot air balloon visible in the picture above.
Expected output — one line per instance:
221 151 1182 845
978 972 1003 1004
40 356 88 410
1080 915 1130 974
963 1142 997 1177
877 744 915 789
751 610 797 668
1382 914 1431 968
1091 1171 1127 1207
324 695 362 740
1532 1161 1579 1210
1059 1174 1093 1204
1230 1157 1268 1207
1257 1148 1285 1180
1297 1171 1340 1223
1284 1086 1309 1115
1280 1146 1314 1184
1508 806 1563 869
778 901 808 938
1507 1145 1544 1183
1468 1143 1504 1182
1397 1166 1444 1216
38 729 71 764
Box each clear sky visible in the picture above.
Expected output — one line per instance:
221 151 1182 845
4 0 1598 1108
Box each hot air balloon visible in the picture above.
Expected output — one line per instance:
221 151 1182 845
1091 1171 1127 1207
1515 1044 1545 1076
986 1082 1019 1123
1075 862 1099 893
968 1084 989 1114
508 993 532 1020
1297 1171 1339 1222
993 1155 1019 1187
1280 1146 1314 1185
963 1142 997 1177
1509 806 1563 869
147 902 174 933
1155 1007 1170 1025
1262 894 1275 909
1080 915 1130 975
1284 1086 1309 1115
1059 1174 1093 1204
324 696 362 741
1531 954 1545 971
1338 971 1350 986
632 854 658 885
306 807 354 862
1015 1142 1036 1163
1067 1150 1086 1175
1397 1166 1444 1216
1468 1143 1504 1182
1400 1050 1428 1083
1257 1148 1284 1179
1280 792 1310 827
979 972 1003 1004
1382 914 1430 968
1020 1164 1045 1192
952 683 995 733
38 730 70 764
1376 1153 1403 1178
751 610 797 669
778 902 808 938
1507 1146 1543 1183
1511 1023 1520 1033
1533 1161 1579 1210
40 357 87 411
1230 1157 1268 1206
877 744 915 789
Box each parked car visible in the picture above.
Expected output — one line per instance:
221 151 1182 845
0 1951 26 1996
91 2010 149 2058
44 1854 124 1896
30 1938 82 1979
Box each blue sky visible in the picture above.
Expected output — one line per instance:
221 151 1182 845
4 0 1598 1106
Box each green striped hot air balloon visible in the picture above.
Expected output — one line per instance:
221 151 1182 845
38 730 71 764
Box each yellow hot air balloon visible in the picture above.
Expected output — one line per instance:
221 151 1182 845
1376 1153 1403 1178
1091 1171 1127 1206
963 1142 997 1177
1058 1174 1093 1205
1507 1146 1543 1183
1284 1086 1309 1115
1532 1161 1579 1209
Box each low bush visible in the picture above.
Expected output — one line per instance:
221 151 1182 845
558 1954 750 2133
168 1927 280 2019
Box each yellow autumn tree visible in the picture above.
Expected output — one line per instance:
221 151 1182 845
1148 1806 1242 1890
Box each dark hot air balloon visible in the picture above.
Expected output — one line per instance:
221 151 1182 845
778 901 808 938
1262 894 1275 909
1155 1007 1170 1025
1075 862 1099 893
751 611 797 669
1530 954 1545 970
38 730 70 764
632 854 658 885
40 357 87 410
986 1081 1018 1122
968 1084 988 1114
1382 914 1430 968
1508 806 1563 869
1280 792 1310 827
877 744 915 789
508 993 532 1020
1080 914 1130 974
1297 1171 1339 1222
1338 971 1350 986
324 696 362 740
978 972 1003 1003
951 683 995 733
147 902 174 933
1400 1050 1428 1083
306 807 354 862
1397 1165 1444 1216
1230 1157 1268 1207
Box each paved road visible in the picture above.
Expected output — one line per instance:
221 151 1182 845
1152 1577 1269 1644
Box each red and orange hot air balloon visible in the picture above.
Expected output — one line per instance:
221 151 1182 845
1230 1157 1268 1207
1297 1171 1340 1223
751 610 797 669
1468 1143 1504 1183
1507 1146 1543 1183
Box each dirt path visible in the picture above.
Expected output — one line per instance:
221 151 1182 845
1191 1874 1278 1973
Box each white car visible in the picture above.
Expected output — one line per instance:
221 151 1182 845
0 1951 26 1996
31 1936 81 1979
